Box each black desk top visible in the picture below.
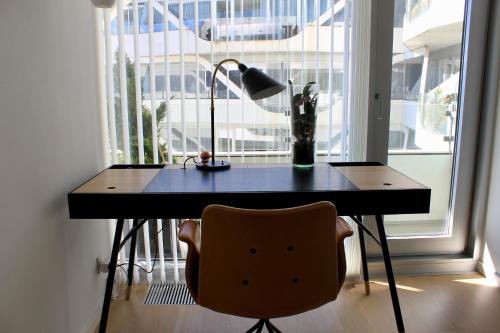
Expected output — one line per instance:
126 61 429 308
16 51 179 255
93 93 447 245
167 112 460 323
68 163 430 219
144 164 357 194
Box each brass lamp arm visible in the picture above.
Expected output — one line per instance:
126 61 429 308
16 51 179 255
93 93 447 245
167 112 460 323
209 58 240 165
210 58 241 112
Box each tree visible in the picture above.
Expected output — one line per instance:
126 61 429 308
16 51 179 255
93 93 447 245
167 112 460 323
113 52 174 164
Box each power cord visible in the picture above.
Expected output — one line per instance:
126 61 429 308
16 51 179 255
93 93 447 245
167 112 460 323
183 156 197 169
117 264 128 277
116 219 168 275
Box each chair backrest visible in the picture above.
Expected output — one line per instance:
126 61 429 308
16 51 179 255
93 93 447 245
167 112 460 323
197 201 340 319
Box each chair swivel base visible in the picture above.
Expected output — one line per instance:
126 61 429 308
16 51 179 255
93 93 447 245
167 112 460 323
246 319 282 333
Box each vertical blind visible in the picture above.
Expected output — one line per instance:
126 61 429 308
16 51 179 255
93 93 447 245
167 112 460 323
95 0 368 284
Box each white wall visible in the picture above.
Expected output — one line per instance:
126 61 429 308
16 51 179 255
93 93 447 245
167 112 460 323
479 0 500 281
482 78 500 278
0 1 110 332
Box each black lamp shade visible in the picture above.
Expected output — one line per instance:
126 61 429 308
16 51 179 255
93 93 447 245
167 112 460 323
238 64 286 100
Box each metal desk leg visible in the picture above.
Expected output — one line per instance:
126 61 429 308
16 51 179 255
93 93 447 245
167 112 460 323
99 218 125 333
126 219 138 300
357 215 370 295
127 219 138 286
375 215 405 333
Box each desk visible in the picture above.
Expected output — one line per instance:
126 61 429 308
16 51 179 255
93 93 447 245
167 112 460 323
68 162 430 333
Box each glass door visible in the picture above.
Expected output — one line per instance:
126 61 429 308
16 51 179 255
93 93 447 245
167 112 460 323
368 0 487 255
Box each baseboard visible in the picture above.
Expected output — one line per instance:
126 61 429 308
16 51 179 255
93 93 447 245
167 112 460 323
84 275 130 333
477 260 500 284
367 254 477 276
84 301 102 333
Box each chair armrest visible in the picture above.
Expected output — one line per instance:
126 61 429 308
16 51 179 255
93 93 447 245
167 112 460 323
336 217 354 244
178 220 201 300
179 219 201 254
336 217 353 290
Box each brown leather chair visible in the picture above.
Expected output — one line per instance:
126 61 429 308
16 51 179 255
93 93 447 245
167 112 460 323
178 201 353 333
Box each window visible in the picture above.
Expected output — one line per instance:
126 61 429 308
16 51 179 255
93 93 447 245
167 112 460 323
366 0 487 256
99 0 488 273
385 0 466 238
104 0 350 162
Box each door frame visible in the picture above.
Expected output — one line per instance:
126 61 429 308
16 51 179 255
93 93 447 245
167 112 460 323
366 0 491 256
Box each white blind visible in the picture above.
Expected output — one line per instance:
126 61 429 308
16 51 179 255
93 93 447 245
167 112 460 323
344 0 371 282
98 0 353 165
94 0 371 284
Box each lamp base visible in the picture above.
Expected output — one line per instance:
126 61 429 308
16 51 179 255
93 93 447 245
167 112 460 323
195 160 231 171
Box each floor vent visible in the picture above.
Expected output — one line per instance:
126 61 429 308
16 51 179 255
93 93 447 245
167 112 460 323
144 284 195 305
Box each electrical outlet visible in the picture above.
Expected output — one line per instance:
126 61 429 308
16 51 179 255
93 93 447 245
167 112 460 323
96 258 109 274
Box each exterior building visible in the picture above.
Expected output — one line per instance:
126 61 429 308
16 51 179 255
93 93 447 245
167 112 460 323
107 0 464 159
109 0 349 158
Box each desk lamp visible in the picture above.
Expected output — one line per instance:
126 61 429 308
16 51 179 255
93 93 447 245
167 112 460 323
196 58 285 171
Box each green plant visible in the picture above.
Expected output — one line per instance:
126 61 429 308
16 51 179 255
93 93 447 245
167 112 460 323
113 52 174 164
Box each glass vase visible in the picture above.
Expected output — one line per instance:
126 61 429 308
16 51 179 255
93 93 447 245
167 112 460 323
289 82 318 168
